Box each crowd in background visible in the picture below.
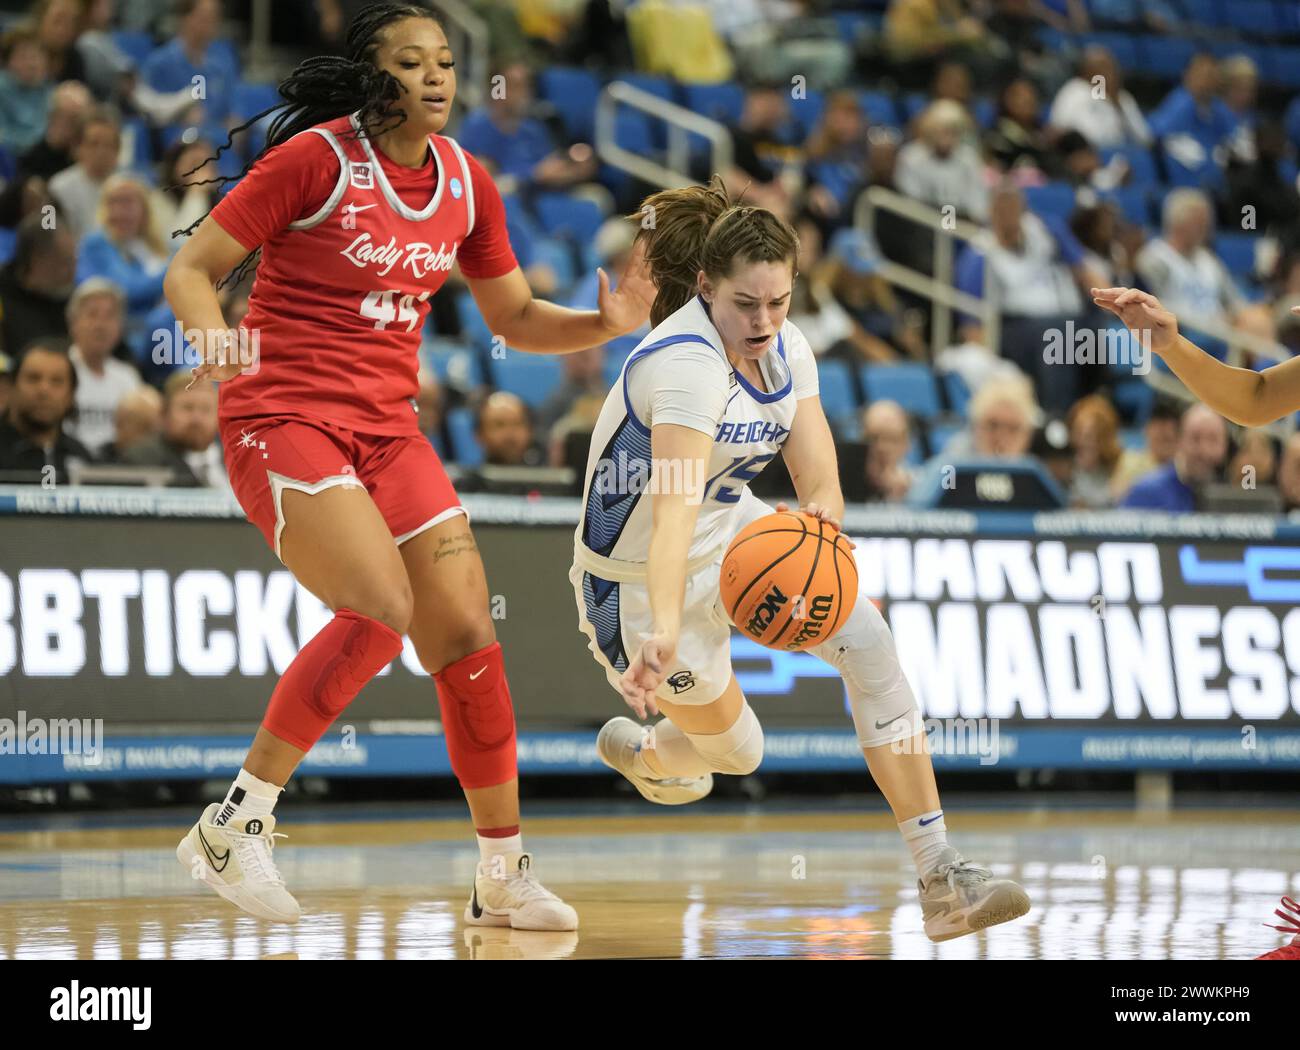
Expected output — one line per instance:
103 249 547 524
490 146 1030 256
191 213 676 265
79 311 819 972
2 0 1300 514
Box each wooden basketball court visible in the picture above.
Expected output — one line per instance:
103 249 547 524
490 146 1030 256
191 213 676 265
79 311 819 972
1 805 1295 959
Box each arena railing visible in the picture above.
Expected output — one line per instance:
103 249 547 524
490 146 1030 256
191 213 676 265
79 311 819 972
594 81 734 190
854 185 1002 361
857 185 1298 439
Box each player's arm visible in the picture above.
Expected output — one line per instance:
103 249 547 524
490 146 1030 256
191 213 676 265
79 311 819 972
164 218 257 386
781 395 845 526
1092 287 1300 426
463 244 654 355
619 422 712 717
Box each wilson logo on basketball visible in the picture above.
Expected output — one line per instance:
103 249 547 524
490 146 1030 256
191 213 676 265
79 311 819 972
788 594 834 649
745 584 789 635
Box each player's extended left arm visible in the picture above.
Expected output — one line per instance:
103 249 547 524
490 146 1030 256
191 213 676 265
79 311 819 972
781 395 845 526
463 243 655 354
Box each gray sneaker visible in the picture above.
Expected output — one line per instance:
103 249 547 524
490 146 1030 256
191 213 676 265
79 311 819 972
918 846 1030 942
596 717 713 805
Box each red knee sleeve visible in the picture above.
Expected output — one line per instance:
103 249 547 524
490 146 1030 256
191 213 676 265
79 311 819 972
263 608 403 751
434 641 517 789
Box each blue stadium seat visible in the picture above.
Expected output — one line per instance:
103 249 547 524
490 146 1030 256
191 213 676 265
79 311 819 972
455 290 496 352
1139 36 1196 78
1178 0 1223 28
422 340 485 389
1081 33 1140 71
972 97 997 129
1099 145 1158 187
112 29 154 66
533 192 605 244
490 353 565 407
0 226 15 267
1223 0 1281 34
1286 96 1300 152
1023 182 1077 223
895 93 926 126
832 11 873 43
815 359 857 420
618 73 675 103
1262 47 1300 89
602 337 640 386
861 363 941 419
1111 376 1155 424
1215 234 1257 280
788 88 825 141
232 81 280 120
1097 184 1149 226
682 82 746 126
447 407 484 466
537 67 602 142
613 108 657 155
941 370 971 418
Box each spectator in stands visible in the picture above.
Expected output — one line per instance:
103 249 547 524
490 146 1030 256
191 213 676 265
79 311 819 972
1227 428 1277 492
823 226 927 363
1066 394 1122 508
100 382 162 462
0 25 54 153
457 59 597 194
865 129 936 278
1047 46 1151 150
719 83 796 221
1222 120 1300 251
954 180 1101 412
967 374 1039 459
1135 188 1242 332
1055 130 1130 192
1219 54 1259 163
802 90 870 228
547 390 605 471
1119 403 1227 511
141 0 236 126
156 134 220 250
33 0 87 83
860 399 913 503
1070 201 1138 287
64 278 140 453
0 351 12 418
985 77 1055 177
474 391 543 467
896 100 988 223
77 0 134 96
0 339 93 481
49 106 121 237
931 60 975 122
884 0 991 76
537 344 606 437
1277 432 1300 513
76 173 168 354
0 213 76 355
122 369 227 486
18 79 90 182
1110 396 1179 500
1148 54 1237 182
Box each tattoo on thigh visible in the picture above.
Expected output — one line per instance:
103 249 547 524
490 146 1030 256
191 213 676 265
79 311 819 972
432 531 479 563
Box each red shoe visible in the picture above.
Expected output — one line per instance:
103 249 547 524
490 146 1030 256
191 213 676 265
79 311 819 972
1255 895 1300 959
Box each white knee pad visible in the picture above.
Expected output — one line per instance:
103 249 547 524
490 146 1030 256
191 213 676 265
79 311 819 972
808 593 923 749
686 703 764 775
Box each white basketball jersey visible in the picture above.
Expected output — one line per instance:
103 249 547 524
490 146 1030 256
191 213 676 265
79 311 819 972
576 295 819 564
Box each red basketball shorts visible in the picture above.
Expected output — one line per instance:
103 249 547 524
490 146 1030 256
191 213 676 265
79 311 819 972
221 415 464 560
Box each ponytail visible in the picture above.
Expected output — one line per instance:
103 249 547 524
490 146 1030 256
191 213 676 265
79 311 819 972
173 2 443 286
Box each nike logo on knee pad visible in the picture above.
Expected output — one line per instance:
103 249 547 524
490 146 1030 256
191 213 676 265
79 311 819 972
469 666 488 680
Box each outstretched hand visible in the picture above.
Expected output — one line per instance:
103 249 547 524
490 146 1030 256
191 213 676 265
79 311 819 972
1089 287 1179 357
597 236 656 336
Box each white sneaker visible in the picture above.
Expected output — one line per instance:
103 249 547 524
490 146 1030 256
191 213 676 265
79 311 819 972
918 846 1030 942
464 851 578 932
463 926 579 959
597 716 713 805
176 802 300 923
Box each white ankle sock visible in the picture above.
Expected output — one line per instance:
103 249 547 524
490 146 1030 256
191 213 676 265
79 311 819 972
212 768 281 827
899 810 948 877
477 833 523 866
631 719 712 779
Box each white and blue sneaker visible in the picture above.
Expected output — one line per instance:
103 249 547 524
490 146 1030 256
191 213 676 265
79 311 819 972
918 846 1030 942
596 717 713 806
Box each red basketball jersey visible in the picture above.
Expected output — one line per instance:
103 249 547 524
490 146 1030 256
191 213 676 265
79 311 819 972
216 114 485 435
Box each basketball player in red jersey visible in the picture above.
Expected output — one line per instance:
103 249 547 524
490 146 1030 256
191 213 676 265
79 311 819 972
168 3 653 931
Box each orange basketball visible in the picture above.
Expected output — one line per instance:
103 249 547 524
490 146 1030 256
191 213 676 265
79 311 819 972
719 511 858 651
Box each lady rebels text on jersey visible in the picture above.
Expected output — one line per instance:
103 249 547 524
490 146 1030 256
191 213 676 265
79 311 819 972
211 114 517 435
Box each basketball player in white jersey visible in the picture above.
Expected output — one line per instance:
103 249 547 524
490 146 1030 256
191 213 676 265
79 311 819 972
570 180 1031 942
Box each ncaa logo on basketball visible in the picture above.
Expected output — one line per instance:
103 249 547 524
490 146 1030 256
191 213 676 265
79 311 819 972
450 177 463 200
348 162 373 189
745 584 788 636
666 670 696 694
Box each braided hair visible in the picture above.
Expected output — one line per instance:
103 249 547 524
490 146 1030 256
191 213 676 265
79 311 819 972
177 2 445 286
